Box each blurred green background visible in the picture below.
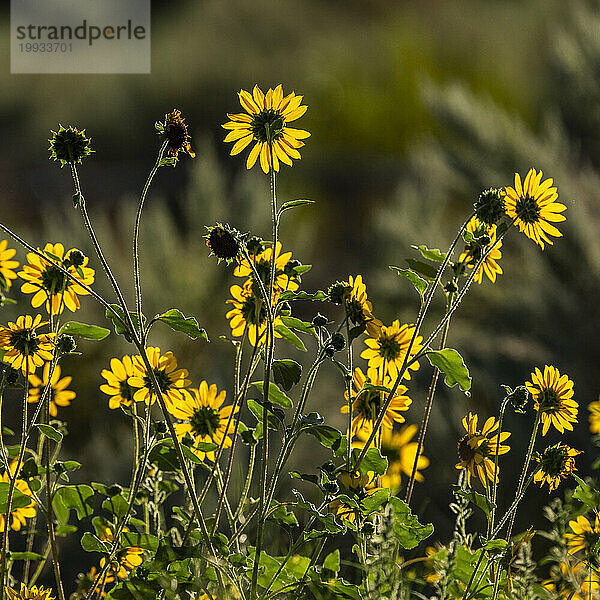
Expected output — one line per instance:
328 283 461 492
1 0 600 587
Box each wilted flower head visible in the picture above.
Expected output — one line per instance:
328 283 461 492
156 109 195 164
49 124 93 167
533 443 581 492
205 224 241 263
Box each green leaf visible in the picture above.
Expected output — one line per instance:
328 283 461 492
247 398 283 431
426 348 471 393
148 443 180 472
58 321 110 340
53 484 95 522
323 549 340 574
266 503 299 527
251 381 293 408
484 539 508 553
278 290 328 302
310 579 364 600
572 475 600 508
35 423 63 443
272 359 302 391
361 488 390 515
120 532 159 552
352 447 388 476
412 244 447 263
280 316 315 335
7 552 44 561
81 532 110 554
105 304 145 342
154 309 209 341
274 323 307 351
55 524 78 536
452 486 495 516
0 482 32 513
302 423 344 452
389 496 434 549
389 266 428 297
102 493 129 519
278 198 315 216
405 258 438 280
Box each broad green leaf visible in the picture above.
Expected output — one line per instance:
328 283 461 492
58 321 110 340
154 309 208 341
247 398 283 431
251 381 293 408
266 503 299 527
274 323 307 351
303 423 343 451
102 493 129 518
278 198 315 216
452 485 495 516
426 348 471 393
323 549 340 574
310 579 364 600
572 474 600 508
0 482 32 513
390 265 428 297
53 484 94 522
81 532 110 554
105 304 145 342
405 258 438 280
352 447 388 476
412 244 447 263
361 488 390 514
389 496 434 549
148 443 180 472
35 423 63 443
280 316 315 335
278 290 328 302
120 532 159 552
272 359 302 391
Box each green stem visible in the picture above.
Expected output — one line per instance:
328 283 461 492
488 398 509 538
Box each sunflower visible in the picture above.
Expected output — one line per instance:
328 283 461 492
128 347 190 407
0 239 19 290
361 320 423 380
455 412 511 488
0 462 36 532
543 560 600 600
344 275 382 337
222 84 310 173
98 525 144 578
458 217 503 284
28 363 75 417
167 381 238 462
533 443 581 492
341 367 412 437
526 365 578 436
233 241 299 293
503 168 566 250
225 280 282 347
19 243 95 315
566 514 600 561
0 315 54 375
100 356 136 409
5 583 54 600
329 471 380 524
159 109 195 162
589 400 600 435
355 424 429 490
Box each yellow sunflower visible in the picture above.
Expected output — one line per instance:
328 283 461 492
0 239 19 289
233 241 299 293
98 525 144 578
0 315 54 375
504 168 566 250
128 347 190 407
28 363 75 417
526 365 578 436
589 400 600 435
455 412 511 488
329 471 380 524
345 275 382 337
0 462 36 532
355 424 429 490
225 280 282 347
100 356 136 409
458 216 503 284
566 514 600 559
18 242 95 315
341 367 411 437
543 560 600 600
533 443 581 492
167 381 238 462
222 84 310 173
5 583 54 600
361 320 423 380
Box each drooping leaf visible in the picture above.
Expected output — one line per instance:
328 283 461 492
405 258 438 280
280 316 315 335
411 244 447 263
352 447 388 476
272 359 302 391
251 381 293 408
452 485 495 516
153 309 208 341
278 198 315 216
389 496 434 549
105 304 145 342
81 532 110 554
390 266 428 297
53 484 95 522
148 443 181 472
426 348 471 393
572 475 600 509
58 321 110 340
35 423 63 443
0 482 32 513
274 323 307 351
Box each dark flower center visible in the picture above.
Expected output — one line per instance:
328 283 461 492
377 334 402 362
8 328 40 357
251 109 284 143
515 193 541 224
165 119 188 153
119 380 135 403
190 405 221 437
143 367 173 394
241 293 266 326
474 188 505 226
356 389 381 421
538 387 561 412
457 434 480 463
41 264 70 296
253 259 273 286
346 299 366 327
207 227 239 260
540 446 569 477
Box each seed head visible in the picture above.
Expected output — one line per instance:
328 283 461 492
49 125 94 167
